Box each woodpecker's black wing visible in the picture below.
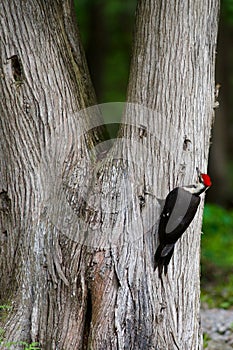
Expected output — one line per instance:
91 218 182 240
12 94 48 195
157 187 180 241
154 187 200 277
159 187 200 243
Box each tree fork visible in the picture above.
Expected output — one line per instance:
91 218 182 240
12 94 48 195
0 0 220 349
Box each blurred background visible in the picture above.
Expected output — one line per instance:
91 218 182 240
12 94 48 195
74 0 233 308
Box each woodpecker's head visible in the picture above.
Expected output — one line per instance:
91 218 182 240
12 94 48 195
183 168 212 195
198 173 212 188
194 168 212 194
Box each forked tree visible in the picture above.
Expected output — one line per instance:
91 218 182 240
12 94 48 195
0 1 219 349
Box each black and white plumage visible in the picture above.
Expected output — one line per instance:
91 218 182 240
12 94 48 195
154 170 212 278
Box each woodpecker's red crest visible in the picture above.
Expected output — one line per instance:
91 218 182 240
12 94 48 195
200 173 212 187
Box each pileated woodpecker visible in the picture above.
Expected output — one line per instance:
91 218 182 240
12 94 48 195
154 168 212 278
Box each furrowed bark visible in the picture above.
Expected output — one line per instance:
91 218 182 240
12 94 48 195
0 0 103 348
0 0 220 349
125 0 219 348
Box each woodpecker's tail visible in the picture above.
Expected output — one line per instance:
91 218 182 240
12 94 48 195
154 244 175 278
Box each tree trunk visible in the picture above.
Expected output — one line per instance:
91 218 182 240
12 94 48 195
0 1 219 350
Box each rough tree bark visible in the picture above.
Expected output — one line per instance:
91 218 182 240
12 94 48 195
0 1 219 350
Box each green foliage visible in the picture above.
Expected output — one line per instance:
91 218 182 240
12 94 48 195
222 0 233 24
0 304 12 323
203 332 211 348
202 204 233 268
0 324 40 350
201 204 233 308
0 328 5 342
24 343 40 350
74 0 136 102
201 275 233 309
0 305 12 311
0 339 40 350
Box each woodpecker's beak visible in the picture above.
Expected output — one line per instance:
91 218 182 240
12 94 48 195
196 167 202 183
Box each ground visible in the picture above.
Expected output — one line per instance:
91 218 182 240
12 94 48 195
201 308 233 349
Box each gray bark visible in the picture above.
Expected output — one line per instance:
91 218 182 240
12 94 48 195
0 1 100 348
0 0 219 350
121 1 219 349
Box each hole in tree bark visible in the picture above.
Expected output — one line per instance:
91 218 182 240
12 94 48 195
183 135 191 151
83 288 92 349
8 55 24 83
0 191 11 213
